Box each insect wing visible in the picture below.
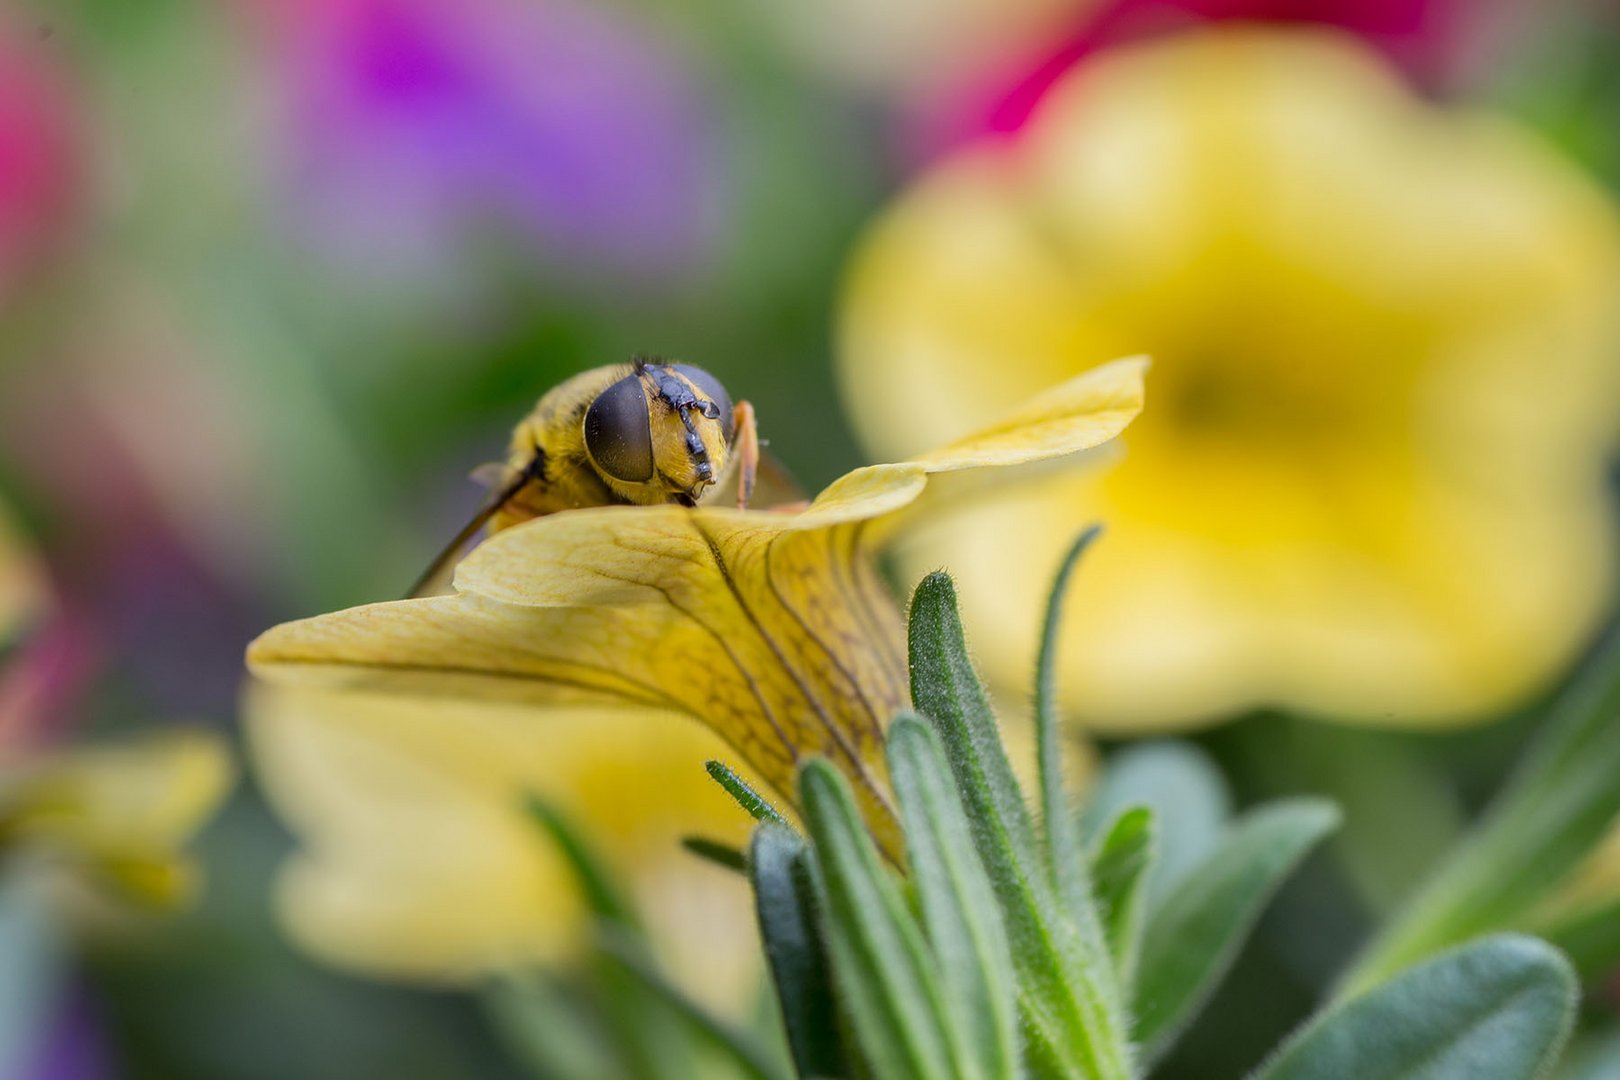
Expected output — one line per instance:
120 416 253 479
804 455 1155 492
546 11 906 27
405 460 533 598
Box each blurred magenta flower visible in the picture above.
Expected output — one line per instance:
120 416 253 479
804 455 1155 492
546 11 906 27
263 0 724 290
0 26 79 301
917 0 1465 156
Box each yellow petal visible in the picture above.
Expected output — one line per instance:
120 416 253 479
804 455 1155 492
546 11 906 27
910 356 1148 471
250 511 909 849
246 684 763 1006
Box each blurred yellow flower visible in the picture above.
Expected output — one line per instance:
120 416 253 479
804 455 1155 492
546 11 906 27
243 359 1144 981
840 29 1620 731
1 731 233 909
0 503 231 911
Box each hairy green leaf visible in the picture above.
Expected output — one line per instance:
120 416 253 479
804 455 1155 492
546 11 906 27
706 760 792 828
1035 525 1102 915
1252 935 1576 1080
889 714 1020 1080
750 824 847 1080
1090 806 1156 991
1135 798 1340 1059
800 759 956 1080
909 572 1042 875
909 571 1132 1079
1082 741 1230 908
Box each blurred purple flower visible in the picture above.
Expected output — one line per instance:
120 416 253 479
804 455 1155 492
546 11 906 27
20 985 112 1080
268 0 725 288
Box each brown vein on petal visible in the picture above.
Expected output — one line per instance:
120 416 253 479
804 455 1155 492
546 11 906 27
836 522 906 689
690 519 891 815
761 529 886 748
251 657 684 712
586 546 799 774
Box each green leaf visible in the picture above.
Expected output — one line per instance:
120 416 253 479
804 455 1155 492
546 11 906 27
1134 798 1340 1060
682 835 749 874
523 797 710 1077
888 714 1020 1080
596 927 793 1080
800 759 957 1080
485 973 621 1080
750 824 847 1080
1533 894 1620 984
1344 631 1620 995
1090 806 1156 992
909 572 1042 876
1558 1031 1620 1080
524 795 639 930
1260 723 1464 916
1035 525 1102 915
908 571 1132 1080
706 760 792 829
1251 935 1576 1080
1081 741 1230 908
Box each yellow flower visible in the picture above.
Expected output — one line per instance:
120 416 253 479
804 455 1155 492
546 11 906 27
840 29 1620 731
243 358 1144 982
0 505 232 910
1 731 234 909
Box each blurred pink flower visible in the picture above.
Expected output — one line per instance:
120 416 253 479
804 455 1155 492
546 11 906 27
917 0 1464 157
0 24 79 300
0 612 98 755
263 0 725 289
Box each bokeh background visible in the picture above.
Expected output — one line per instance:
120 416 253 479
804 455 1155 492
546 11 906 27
1 0 1619 1077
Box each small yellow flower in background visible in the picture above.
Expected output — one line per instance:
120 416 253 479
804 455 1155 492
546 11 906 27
0 503 233 911
840 29 1620 732
244 358 1144 982
1 731 233 909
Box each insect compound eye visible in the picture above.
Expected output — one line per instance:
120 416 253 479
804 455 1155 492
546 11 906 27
672 364 734 441
584 375 655 483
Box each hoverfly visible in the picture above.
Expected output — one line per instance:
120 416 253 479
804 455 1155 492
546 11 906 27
408 358 764 596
